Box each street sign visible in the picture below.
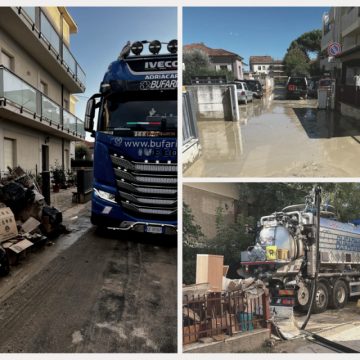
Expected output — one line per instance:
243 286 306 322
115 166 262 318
327 42 341 57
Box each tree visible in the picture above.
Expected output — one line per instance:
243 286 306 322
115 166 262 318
283 46 310 76
284 29 322 76
75 143 90 160
183 49 234 84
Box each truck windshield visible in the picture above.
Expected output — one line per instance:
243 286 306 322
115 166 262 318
101 97 177 132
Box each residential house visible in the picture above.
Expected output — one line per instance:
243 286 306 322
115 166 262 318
183 183 239 240
184 43 245 80
0 7 86 177
249 56 273 75
321 7 360 118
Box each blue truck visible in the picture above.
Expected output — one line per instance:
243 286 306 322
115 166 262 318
84 40 177 235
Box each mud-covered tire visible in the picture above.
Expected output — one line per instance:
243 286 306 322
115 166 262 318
329 279 348 309
312 282 329 314
296 283 311 312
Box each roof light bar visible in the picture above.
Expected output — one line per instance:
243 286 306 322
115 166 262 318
149 40 162 54
131 41 144 55
167 39 177 54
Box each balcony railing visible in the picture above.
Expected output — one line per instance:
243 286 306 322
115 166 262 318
0 66 85 138
18 6 86 89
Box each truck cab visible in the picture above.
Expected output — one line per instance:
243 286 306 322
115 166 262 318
84 40 177 235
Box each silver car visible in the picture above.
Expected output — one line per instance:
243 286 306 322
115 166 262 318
235 81 253 104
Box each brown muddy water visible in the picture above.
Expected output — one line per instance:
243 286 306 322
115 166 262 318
184 93 360 178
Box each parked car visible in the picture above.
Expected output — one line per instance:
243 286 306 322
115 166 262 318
234 81 253 104
243 79 263 98
286 76 308 99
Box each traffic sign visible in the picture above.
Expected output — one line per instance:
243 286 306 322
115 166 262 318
327 42 341 57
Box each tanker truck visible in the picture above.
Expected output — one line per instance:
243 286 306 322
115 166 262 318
239 188 360 314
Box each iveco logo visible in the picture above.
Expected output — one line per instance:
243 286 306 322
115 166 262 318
145 60 178 70
114 137 123 146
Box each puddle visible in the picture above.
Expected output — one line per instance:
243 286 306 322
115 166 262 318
184 92 360 177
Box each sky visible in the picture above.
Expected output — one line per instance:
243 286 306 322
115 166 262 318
183 7 329 67
67 7 177 123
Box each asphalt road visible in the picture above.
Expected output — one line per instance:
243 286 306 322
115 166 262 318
0 227 177 353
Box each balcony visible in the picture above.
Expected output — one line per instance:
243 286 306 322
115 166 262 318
341 8 360 38
321 28 334 51
0 7 85 93
0 66 85 140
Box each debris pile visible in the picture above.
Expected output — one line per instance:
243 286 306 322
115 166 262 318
0 167 65 276
183 254 270 345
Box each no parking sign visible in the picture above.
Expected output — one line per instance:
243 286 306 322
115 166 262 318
328 42 342 57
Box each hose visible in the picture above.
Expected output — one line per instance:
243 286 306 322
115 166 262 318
300 186 321 330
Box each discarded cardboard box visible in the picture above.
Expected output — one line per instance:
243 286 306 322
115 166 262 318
9 239 33 254
0 207 18 242
183 324 200 345
21 217 40 233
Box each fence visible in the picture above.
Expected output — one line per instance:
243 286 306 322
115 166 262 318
183 290 270 345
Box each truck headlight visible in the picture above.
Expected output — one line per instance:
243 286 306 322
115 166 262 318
94 188 117 203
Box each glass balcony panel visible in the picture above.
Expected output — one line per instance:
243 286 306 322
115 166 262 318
63 109 76 132
40 13 60 53
3 69 37 113
63 45 76 75
77 65 86 87
22 7 36 23
76 119 85 137
42 96 60 124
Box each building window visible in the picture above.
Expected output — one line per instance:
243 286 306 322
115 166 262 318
219 65 228 71
1 50 14 71
63 99 69 111
258 66 261 70
3 138 16 171
39 80 48 95
262 66 266 70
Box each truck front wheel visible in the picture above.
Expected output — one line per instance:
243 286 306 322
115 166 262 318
329 280 348 309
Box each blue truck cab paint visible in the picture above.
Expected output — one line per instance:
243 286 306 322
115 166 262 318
84 40 177 235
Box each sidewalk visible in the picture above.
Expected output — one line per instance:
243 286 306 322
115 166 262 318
50 186 90 222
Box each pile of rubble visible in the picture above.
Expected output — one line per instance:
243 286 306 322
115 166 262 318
0 167 65 276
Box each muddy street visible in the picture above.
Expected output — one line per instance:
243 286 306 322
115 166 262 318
184 86 360 177
0 226 177 353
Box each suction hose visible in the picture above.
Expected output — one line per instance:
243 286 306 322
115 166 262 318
300 186 321 330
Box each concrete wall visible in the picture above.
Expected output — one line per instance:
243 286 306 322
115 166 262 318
187 85 238 121
184 329 270 353
0 118 70 174
183 184 239 239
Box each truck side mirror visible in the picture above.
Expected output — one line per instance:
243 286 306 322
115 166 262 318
84 94 101 133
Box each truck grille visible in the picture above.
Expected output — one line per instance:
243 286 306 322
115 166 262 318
110 153 177 221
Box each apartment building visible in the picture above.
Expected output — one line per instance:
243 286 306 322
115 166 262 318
0 7 86 176
184 43 245 80
321 7 360 118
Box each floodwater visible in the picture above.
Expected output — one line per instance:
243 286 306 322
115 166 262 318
184 88 360 177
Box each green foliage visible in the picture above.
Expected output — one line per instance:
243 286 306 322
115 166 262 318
75 143 91 160
183 49 234 84
283 46 310 76
183 202 205 246
284 29 322 76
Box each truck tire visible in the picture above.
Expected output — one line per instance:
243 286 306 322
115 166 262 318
296 283 311 312
329 279 348 309
312 282 329 314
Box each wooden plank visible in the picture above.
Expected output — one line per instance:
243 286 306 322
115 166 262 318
196 254 224 292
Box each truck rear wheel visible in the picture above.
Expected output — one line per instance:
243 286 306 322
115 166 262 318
312 282 329 314
329 280 348 309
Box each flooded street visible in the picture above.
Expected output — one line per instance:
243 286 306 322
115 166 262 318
184 87 360 177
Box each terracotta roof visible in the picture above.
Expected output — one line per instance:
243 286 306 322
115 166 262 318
249 56 273 64
184 43 243 60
